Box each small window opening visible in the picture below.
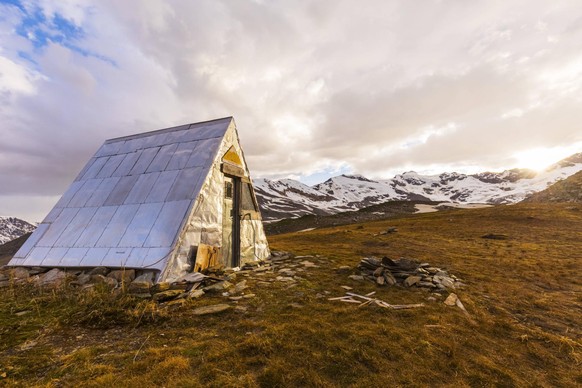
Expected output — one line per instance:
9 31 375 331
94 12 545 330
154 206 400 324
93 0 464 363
241 182 258 212
225 181 233 199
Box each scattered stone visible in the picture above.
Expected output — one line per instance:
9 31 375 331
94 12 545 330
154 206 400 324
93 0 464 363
242 294 255 299
481 233 509 240
427 297 437 302
348 275 365 281
193 304 231 315
188 289 205 299
164 299 187 309
15 310 32 316
151 282 171 293
340 285 353 290
88 267 109 276
235 306 248 313
276 276 295 282
444 293 459 306
203 281 232 292
27 267 49 276
129 272 155 293
357 257 462 291
373 267 384 277
229 296 243 301
404 276 422 287
233 280 248 294
74 273 92 286
152 289 184 302
179 272 207 283
90 275 118 288
19 340 37 351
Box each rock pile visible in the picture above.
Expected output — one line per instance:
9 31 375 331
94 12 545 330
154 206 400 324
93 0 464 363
357 257 463 290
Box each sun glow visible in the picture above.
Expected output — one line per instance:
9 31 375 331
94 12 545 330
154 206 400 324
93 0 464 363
513 147 576 171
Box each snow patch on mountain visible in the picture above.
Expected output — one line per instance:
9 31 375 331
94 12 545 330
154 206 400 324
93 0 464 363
0 217 36 245
255 153 582 220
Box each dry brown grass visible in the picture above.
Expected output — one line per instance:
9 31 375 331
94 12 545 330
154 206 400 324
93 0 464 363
1 203 581 386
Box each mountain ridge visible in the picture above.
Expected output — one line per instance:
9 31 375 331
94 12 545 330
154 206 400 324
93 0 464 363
255 153 582 221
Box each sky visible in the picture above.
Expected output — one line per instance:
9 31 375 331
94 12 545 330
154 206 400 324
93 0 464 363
1 0 582 222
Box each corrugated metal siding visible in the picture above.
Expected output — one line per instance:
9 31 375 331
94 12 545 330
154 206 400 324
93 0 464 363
10 117 233 269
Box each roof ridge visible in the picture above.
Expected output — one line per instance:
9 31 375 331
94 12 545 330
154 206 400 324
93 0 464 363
104 116 233 144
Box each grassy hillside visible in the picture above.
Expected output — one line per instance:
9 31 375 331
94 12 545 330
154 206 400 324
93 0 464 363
1 203 581 386
524 170 582 203
0 233 32 267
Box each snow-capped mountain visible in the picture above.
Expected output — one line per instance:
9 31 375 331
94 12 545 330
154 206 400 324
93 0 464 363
0 217 36 245
255 153 582 221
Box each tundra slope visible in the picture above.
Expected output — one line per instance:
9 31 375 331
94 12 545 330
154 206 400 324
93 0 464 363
255 153 582 220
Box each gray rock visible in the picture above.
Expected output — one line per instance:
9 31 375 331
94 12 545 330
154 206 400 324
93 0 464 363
376 276 385 285
152 289 184 302
28 267 49 276
11 267 30 280
179 272 207 283
383 272 397 286
418 281 436 288
403 276 422 287
373 267 384 277
38 268 68 287
203 281 232 292
188 289 205 299
233 280 248 294
444 293 459 306
107 269 136 283
348 275 365 281
275 276 295 282
88 267 109 276
91 275 118 288
74 273 92 286
192 304 231 315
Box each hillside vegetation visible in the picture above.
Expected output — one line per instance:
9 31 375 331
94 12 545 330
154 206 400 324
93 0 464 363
1 203 581 386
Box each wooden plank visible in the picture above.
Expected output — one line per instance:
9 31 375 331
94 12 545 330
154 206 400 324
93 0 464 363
193 243 221 272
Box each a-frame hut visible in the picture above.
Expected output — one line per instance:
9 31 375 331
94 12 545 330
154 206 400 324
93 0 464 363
8 117 270 282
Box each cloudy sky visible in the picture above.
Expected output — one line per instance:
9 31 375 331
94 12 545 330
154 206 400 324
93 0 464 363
1 0 582 222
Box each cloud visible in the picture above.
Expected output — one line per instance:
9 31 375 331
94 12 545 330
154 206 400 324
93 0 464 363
1 0 582 221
